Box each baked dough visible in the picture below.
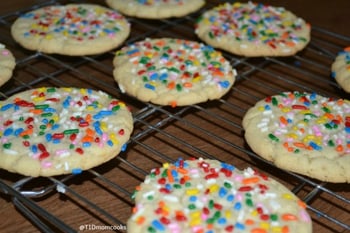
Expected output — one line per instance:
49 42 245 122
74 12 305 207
195 2 311 57
113 38 236 107
243 91 350 183
331 47 350 92
0 43 15 87
0 87 133 177
11 4 130 56
128 158 312 233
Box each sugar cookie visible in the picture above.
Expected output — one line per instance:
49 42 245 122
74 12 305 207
0 87 133 177
113 38 236 107
0 43 15 87
11 4 130 56
106 0 205 19
331 47 350 92
128 158 312 233
243 91 350 183
195 2 311 57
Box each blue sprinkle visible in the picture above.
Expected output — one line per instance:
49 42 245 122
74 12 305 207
227 194 234 202
331 71 336 78
1 103 14 111
24 32 30 37
72 168 82 175
126 49 140 55
107 140 114 147
93 110 113 120
144 83 156 91
310 92 317 100
221 162 235 171
189 196 197 202
42 119 49 124
218 218 227 225
287 118 293 123
53 139 61 144
14 128 24 137
31 145 38 153
62 96 71 108
43 107 56 113
309 141 322 150
20 13 34 18
219 80 230 88
4 128 13 136
165 184 172 191
121 143 127 151
82 142 91 147
51 124 60 130
264 104 271 110
150 73 158 80
235 222 245 230
219 187 227 197
234 202 242 211
171 169 178 178
345 127 350 133
45 134 52 142
151 220 165 231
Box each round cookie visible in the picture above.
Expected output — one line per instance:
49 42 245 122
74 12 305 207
331 47 350 92
11 4 130 56
242 91 350 183
105 0 205 19
195 2 311 57
113 38 236 107
0 43 16 87
0 87 133 177
128 158 312 233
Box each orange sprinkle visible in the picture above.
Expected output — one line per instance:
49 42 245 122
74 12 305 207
85 128 95 136
337 99 344 106
324 113 334 120
285 41 296 47
206 224 214 230
130 51 141 57
245 219 255 225
155 40 165 47
336 144 344 152
177 167 188 174
283 142 289 148
282 213 298 221
287 147 293 152
170 100 177 108
136 216 145 225
85 114 92 123
132 207 138 213
298 200 307 209
251 228 267 233
183 82 193 88
167 169 174 183
135 185 141 191
242 177 260 185
19 128 33 137
165 61 174 66
167 81 175 90
29 109 43 114
212 70 224 77
344 46 350 52
293 142 306 148
82 135 94 142
158 201 166 208
182 175 190 182
279 116 288 125
282 226 290 233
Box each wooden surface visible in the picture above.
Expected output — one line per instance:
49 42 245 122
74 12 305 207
0 1 350 233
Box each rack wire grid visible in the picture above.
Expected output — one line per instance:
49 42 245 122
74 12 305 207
0 0 349 232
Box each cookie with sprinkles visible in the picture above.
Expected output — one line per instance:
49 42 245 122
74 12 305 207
105 0 205 19
112 38 236 107
0 87 133 177
243 91 350 183
0 43 16 87
195 2 311 57
331 47 350 92
128 158 312 233
11 4 130 56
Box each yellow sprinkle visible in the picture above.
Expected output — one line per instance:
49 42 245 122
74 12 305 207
32 97 45 102
286 133 297 139
193 76 202 82
209 184 219 193
281 107 291 113
100 122 107 131
271 226 282 233
260 222 270 230
225 210 232 219
190 211 201 218
186 189 199 195
163 163 169 169
258 106 265 111
45 34 53 40
189 218 201 227
52 115 59 122
282 193 294 200
251 210 258 217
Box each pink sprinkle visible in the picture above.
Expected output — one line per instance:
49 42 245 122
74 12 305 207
41 161 52 168
2 50 10 56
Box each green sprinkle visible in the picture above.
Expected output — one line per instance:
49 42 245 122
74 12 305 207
63 129 79 135
268 133 279 142
3 143 12 149
112 105 120 112
35 104 49 109
41 113 53 117
270 214 278 221
224 182 232 189
188 204 196 210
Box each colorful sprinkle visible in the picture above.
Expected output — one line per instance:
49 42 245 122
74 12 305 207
128 158 311 232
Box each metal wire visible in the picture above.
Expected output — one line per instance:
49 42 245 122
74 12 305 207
0 0 349 232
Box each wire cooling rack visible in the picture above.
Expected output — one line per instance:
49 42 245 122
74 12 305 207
0 0 350 232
